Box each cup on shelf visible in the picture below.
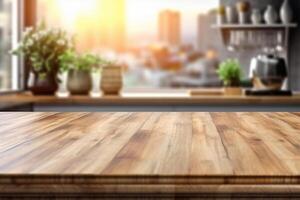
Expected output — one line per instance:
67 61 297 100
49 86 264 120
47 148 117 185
226 6 237 24
217 14 226 25
251 9 262 24
216 5 226 25
238 12 248 24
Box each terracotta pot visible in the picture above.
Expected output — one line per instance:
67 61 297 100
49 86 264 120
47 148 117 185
101 65 123 95
67 70 92 95
28 72 58 95
224 87 243 96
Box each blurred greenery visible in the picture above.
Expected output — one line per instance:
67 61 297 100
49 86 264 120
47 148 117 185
59 50 111 72
217 59 243 87
12 22 74 80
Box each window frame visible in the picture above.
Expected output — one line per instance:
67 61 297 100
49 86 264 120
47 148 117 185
0 0 24 93
21 0 36 91
0 0 36 93
11 0 24 91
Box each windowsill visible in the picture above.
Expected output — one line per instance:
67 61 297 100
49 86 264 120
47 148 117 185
1 89 300 107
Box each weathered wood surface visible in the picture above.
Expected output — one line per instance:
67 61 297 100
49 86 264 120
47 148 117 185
0 112 300 198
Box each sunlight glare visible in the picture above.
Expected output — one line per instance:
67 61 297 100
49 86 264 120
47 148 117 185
56 0 98 27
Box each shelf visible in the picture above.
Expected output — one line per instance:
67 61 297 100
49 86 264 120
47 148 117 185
212 23 298 29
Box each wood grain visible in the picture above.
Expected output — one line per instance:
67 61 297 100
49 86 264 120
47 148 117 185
2 92 300 106
0 112 300 198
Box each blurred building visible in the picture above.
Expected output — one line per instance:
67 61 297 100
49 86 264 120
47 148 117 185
197 11 226 59
197 14 210 52
197 12 221 52
158 10 181 47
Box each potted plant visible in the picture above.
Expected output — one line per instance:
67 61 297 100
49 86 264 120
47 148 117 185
236 1 250 24
59 50 105 95
216 5 226 24
217 59 243 96
12 23 74 95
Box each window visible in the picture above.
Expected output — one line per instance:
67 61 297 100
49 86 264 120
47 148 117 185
37 0 220 89
0 0 21 92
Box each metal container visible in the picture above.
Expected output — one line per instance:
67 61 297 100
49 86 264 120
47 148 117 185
249 54 288 90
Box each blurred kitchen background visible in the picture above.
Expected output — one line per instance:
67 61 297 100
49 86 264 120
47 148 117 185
0 0 300 92
37 0 224 89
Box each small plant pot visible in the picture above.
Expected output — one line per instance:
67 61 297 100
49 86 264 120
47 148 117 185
224 87 243 96
28 72 59 95
67 69 92 95
101 65 123 95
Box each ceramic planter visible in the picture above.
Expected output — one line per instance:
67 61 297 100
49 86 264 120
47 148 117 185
264 5 278 24
101 65 123 95
280 0 293 24
67 69 92 95
28 72 58 95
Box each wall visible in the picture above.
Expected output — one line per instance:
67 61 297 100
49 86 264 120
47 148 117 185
219 0 300 90
289 0 300 90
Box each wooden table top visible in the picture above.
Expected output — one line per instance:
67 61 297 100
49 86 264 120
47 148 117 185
1 112 300 196
0 112 299 177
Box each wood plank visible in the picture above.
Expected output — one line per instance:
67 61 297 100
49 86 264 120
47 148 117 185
189 113 233 174
0 112 299 197
0 112 298 176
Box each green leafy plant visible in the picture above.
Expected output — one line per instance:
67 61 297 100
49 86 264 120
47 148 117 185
12 22 74 80
59 50 111 72
217 59 243 87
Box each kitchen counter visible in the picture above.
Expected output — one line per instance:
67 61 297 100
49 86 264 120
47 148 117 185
0 112 300 198
2 90 300 112
2 91 300 105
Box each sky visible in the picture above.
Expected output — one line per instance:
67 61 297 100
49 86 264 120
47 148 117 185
38 0 218 45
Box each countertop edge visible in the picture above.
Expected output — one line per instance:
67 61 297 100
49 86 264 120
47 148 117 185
0 175 299 185
2 93 300 106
